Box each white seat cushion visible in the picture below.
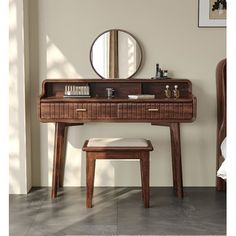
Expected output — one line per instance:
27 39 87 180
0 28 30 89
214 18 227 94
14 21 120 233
87 138 148 147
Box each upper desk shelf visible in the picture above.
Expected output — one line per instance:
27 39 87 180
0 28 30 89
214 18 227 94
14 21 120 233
38 79 197 123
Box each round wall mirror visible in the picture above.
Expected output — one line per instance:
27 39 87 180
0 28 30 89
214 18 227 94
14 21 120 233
90 29 142 79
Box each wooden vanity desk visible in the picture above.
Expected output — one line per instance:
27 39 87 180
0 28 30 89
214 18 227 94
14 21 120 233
38 78 197 199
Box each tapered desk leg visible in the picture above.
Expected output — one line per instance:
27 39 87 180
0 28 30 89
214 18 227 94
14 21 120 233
170 123 183 198
170 126 177 191
59 127 68 188
51 122 66 199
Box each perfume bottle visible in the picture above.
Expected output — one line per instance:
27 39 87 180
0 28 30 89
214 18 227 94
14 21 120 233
173 85 180 99
165 85 171 98
155 64 160 78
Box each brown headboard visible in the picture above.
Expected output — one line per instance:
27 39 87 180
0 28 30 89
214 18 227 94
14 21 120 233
216 58 226 191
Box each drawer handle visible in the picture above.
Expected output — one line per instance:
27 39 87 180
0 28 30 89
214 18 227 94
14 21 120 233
76 108 87 112
148 108 159 112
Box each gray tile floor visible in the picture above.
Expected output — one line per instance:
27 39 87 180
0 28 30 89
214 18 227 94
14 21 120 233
9 187 226 236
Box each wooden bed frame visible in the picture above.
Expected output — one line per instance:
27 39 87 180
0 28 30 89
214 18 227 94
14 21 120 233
216 58 226 191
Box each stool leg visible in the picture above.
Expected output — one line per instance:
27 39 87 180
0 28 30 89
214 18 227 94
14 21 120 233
86 155 96 208
140 160 144 201
140 153 150 208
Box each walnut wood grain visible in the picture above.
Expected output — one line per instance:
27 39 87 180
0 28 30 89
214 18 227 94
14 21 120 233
39 79 193 99
52 123 83 197
170 123 183 198
51 122 66 199
109 30 119 78
38 79 197 200
151 122 183 198
140 153 150 208
40 101 194 123
216 59 226 191
83 141 152 208
86 153 96 208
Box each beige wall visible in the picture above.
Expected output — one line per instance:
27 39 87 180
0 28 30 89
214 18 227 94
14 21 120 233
29 0 226 187
9 0 32 194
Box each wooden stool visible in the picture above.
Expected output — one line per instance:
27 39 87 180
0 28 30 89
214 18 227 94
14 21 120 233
82 138 153 208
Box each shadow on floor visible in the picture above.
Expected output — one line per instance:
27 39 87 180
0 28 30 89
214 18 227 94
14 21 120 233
9 187 226 236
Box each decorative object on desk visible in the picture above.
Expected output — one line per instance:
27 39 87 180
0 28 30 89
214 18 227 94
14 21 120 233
198 0 226 27
155 63 163 79
155 64 161 78
106 88 115 98
164 85 171 98
64 85 91 98
163 70 168 78
153 63 168 79
173 85 180 99
128 94 155 99
90 29 142 79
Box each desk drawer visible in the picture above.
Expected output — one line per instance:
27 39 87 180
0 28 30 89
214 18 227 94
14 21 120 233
40 102 117 120
40 101 194 122
117 102 193 120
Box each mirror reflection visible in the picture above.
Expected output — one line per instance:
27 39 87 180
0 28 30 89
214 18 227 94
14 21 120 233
90 29 142 79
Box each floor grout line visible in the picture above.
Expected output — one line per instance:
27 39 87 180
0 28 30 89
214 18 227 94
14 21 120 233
24 199 44 236
9 187 226 236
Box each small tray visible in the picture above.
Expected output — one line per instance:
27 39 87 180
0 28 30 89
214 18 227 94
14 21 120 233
64 95 91 98
128 94 155 99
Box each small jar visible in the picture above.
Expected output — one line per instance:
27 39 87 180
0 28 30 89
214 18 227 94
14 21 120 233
106 88 115 98
163 70 168 77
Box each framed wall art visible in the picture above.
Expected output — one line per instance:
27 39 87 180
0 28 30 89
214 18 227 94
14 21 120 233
198 0 227 27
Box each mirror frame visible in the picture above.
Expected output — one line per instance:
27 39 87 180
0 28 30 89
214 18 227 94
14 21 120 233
89 29 143 79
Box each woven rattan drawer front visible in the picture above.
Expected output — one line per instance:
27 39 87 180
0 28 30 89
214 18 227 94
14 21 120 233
117 102 193 120
40 102 118 121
